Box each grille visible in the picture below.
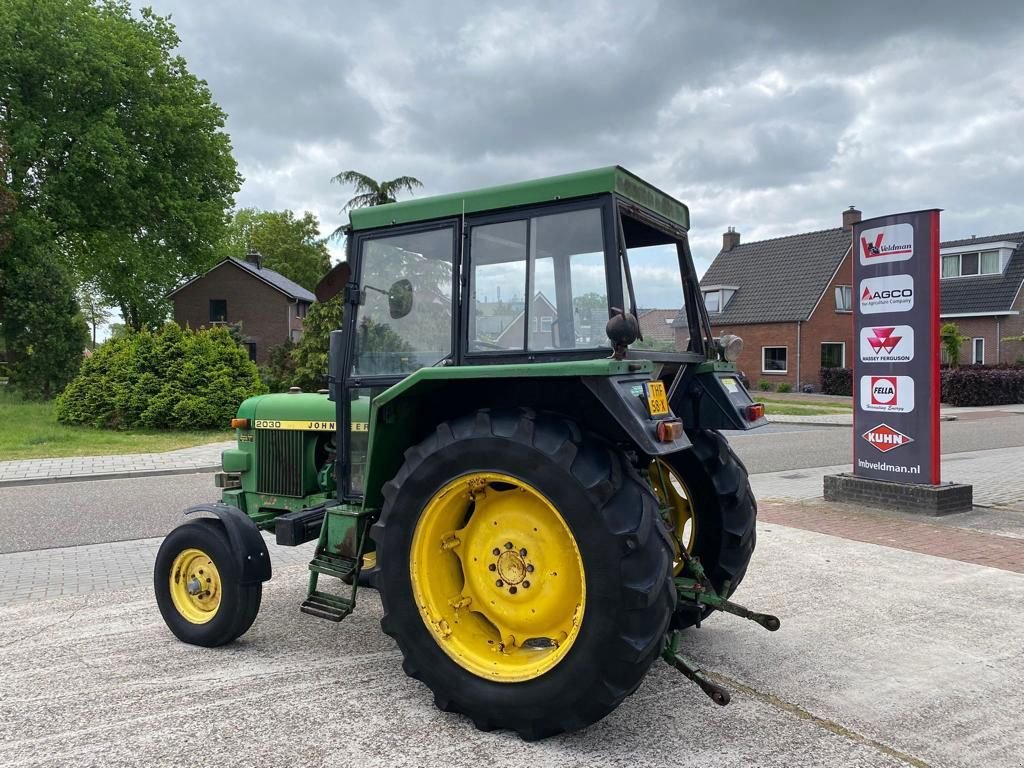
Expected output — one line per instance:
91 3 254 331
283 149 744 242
256 429 305 497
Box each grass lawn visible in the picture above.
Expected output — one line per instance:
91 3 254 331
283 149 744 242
0 389 230 461
754 396 853 417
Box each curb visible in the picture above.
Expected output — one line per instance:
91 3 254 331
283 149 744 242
0 464 219 490
767 417 852 427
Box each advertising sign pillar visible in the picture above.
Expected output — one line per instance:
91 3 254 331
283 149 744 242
851 210 940 484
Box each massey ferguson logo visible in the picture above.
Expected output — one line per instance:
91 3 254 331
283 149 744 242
862 423 915 453
860 325 914 363
860 375 915 412
859 275 914 314
858 223 914 266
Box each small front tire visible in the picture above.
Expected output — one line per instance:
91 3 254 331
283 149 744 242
154 518 262 647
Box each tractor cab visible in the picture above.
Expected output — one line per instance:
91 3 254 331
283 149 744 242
155 167 777 740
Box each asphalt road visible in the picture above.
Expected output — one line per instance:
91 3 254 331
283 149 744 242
2 412 1023 554
1 525 1020 767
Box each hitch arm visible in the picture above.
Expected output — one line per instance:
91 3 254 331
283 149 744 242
662 633 731 706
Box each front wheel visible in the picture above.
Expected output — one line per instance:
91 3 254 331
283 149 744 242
373 409 676 740
154 518 262 647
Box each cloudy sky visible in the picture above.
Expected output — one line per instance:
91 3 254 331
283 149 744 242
144 0 1024 277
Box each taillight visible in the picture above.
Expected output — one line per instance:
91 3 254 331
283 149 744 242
746 404 765 421
231 418 250 429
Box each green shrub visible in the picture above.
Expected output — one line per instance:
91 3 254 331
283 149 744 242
260 339 298 393
757 379 774 392
56 324 266 430
776 382 792 393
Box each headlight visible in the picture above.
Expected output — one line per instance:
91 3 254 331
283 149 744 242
719 334 744 362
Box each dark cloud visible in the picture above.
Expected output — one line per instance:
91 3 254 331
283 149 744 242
139 0 1024 265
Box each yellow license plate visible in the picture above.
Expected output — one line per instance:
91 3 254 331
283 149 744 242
644 380 670 417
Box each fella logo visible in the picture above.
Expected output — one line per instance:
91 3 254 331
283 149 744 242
858 223 914 266
862 424 914 453
860 325 914 363
860 375 915 412
859 275 914 314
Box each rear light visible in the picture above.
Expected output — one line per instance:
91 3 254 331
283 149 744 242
656 419 684 442
746 404 765 421
231 418 250 429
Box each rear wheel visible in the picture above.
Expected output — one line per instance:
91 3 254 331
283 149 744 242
373 408 675 740
648 430 757 628
154 518 262 647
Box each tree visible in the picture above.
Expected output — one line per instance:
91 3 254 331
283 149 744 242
77 280 112 350
292 298 343 391
941 322 968 367
330 171 422 237
213 208 330 292
0 0 240 333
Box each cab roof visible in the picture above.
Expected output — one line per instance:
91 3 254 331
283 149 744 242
347 166 690 232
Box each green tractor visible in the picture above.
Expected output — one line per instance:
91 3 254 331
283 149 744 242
154 166 777 739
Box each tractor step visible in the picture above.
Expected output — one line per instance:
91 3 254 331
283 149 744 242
300 590 354 622
308 551 358 581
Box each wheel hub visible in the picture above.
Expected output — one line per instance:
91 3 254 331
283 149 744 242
169 548 222 624
495 548 528 587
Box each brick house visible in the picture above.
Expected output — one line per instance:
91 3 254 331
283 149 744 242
681 216 1024 389
168 252 315 364
677 208 861 389
938 232 1024 365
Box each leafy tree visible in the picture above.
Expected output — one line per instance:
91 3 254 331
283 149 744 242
77 280 112 350
0 0 240 333
330 171 422 237
213 208 331 292
260 338 298 393
292 298 343 391
940 322 968 368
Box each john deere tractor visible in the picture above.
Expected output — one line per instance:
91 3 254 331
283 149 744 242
154 167 777 739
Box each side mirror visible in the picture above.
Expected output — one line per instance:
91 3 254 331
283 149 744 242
388 278 413 319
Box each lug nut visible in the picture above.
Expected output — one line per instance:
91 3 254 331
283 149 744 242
492 548 500 556
488 563 496 571
526 564 534 573
496 580 504 587
509 586 518 595
523 581 530 589
519 548 527 556
504 542 513 550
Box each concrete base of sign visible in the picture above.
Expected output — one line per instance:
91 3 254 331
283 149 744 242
823 473 973 516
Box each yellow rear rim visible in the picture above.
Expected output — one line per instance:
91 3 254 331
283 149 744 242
410 472 586 683
169 548 222 624
648 459 696 574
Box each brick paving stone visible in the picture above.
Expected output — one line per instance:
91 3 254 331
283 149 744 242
759 499 1024 574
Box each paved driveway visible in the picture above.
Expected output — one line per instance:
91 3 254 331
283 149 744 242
1 524 1021 767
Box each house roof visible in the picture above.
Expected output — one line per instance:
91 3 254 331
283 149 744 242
167 257 316 303
637 309 678 343
939 231 1024 315
699 227 853 324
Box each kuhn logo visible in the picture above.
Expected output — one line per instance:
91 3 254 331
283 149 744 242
860 375 915 412
862 424 914 453
858 223 914 266
859 275 914 314
860 325 914 363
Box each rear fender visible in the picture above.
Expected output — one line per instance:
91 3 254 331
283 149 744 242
670 362 768 431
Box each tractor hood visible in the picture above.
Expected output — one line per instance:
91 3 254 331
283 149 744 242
236 392 335 425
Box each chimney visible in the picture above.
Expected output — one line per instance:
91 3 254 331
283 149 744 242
245 247 263 270
722 226 740 252
842 205 862 231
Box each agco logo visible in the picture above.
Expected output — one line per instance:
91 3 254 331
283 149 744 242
859 275 914 314
862 423 914 453
860 325 914 363
858 223 914 266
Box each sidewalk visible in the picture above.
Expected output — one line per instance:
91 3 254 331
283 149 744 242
769 402 1024 426
0 441 233 488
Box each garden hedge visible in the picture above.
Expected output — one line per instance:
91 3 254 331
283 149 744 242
940 365 1024 407
820 367 852 396
57 323 266 430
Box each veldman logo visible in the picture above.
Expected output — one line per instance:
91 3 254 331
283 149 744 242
859 222 914 266
859 274 914 314
860 325 914 363
860 375 915 413
862 423 914 453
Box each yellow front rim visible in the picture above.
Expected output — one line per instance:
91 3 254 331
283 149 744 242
410 472 586 683
648 459 696 574
169 548 222 624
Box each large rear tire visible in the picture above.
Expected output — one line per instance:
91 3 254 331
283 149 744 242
372 408 676 740
650 429 756 628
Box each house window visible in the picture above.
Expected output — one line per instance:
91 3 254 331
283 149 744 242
296 302 309 318
762 346 788 374
972 337 984 365
834 286 852 312
821 342 844 369
209 299 227 323
704 291 721 313
942 250 1002 278
245 342 257 361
